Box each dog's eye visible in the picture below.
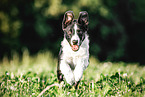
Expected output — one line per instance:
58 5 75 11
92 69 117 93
77 30 80 33
77 30 82 34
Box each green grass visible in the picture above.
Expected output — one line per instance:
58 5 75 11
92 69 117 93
0 49 145 96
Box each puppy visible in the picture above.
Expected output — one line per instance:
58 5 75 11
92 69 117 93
57 11 89 89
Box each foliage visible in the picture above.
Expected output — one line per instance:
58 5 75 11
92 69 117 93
0 0 145 63
0 51 145 96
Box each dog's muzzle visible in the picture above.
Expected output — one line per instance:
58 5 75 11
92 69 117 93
71 45 79 51
71 40 79 51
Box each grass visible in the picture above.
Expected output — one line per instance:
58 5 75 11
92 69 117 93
0 49 145 96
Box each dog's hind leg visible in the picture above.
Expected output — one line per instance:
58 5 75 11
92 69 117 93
57 48 64 83
57 69 63 83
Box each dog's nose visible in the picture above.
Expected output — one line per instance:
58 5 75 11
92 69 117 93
72 40 78 45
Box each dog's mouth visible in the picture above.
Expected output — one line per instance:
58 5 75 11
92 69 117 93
71 45 79 51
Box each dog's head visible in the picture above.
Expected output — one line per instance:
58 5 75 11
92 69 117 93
62 11 89 51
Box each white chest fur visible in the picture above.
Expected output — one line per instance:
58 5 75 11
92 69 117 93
59 34 89 85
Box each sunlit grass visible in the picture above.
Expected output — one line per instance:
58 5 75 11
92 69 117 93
0 49 57 75
0 50 145 96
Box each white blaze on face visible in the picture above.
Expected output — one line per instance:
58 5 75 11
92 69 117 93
70 23 80 51
71 24 80 46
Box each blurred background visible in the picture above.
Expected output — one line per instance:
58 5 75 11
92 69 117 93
0 0 145 64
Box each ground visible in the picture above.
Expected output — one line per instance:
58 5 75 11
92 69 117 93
0 50 145 96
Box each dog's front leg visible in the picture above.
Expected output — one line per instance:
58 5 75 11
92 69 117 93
60 60 75 85
73 59 85 89
74 58 89 89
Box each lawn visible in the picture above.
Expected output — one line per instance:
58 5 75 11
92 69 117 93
0 49 145 96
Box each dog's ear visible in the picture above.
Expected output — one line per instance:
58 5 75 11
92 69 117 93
62 11 74 29
78 11 89 31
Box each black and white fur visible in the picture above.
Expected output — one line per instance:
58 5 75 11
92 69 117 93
57 11 89 89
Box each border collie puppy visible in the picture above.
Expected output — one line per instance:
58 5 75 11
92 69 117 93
57 11 89 89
